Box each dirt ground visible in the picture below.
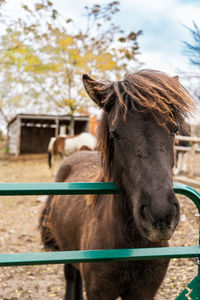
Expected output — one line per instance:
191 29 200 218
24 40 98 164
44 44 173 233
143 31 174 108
0 151 199 299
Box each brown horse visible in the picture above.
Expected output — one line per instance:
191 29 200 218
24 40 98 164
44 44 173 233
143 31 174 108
40 70 195 300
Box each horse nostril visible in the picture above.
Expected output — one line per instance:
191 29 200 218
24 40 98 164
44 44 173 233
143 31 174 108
174 202 179 212
173 201 180 221
140 205 147 220
171 200 180 219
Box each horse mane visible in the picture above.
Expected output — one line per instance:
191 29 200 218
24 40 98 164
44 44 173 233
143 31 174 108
96 69 195 181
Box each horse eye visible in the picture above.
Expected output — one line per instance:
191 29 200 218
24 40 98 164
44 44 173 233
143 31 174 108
109 129 120 140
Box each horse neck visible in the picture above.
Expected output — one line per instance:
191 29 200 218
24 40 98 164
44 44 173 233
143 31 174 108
95 169 167 248
96 190 143 248
100 171 134 228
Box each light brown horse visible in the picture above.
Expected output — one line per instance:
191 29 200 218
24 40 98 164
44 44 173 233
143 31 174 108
40 70 195 300
48 132 96 173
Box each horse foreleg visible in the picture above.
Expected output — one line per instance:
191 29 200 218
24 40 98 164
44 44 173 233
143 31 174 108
75 270 83 300
64 264 75 300
64 264 83 300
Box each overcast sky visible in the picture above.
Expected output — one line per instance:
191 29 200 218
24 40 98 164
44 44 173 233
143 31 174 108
53 0 200 123
2 0 200 124
54 0 200 76
3 0 200 75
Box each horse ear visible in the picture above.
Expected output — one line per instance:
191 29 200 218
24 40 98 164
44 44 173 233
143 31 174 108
83 74 106 107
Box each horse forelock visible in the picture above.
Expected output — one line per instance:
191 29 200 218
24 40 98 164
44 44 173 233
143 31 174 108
102 70 195 125
96 69 195 181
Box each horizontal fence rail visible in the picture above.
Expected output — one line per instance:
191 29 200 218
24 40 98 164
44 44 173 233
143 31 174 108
0 181 200 211
0 182 118 196
0 246 200 267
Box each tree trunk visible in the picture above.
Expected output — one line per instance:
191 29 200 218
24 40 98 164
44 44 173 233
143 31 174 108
6 122 9 153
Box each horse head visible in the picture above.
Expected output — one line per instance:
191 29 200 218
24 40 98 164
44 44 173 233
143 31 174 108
83 70 195 243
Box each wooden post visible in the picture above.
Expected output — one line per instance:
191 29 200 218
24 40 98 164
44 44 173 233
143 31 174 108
55 118 59 136
188 142 198 177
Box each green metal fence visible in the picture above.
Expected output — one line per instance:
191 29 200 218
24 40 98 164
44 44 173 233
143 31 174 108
0 182 200 299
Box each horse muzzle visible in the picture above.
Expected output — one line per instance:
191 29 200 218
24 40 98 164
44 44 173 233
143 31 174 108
134 192 180 243
142 223 175 243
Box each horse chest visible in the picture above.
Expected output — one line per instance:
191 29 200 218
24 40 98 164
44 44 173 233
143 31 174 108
81 258 169 298
81 209 141 251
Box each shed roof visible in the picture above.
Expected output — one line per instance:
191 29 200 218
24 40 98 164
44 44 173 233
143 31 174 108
8 113 90 125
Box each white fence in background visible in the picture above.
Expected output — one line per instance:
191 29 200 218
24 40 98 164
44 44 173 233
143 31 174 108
174 135 200 177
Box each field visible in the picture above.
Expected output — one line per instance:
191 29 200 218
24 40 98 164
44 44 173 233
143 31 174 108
0 151 199 299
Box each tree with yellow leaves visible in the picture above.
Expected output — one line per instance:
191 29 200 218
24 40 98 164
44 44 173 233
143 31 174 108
0 1 142 134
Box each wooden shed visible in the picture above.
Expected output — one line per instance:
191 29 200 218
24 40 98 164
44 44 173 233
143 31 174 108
8 114 90 155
